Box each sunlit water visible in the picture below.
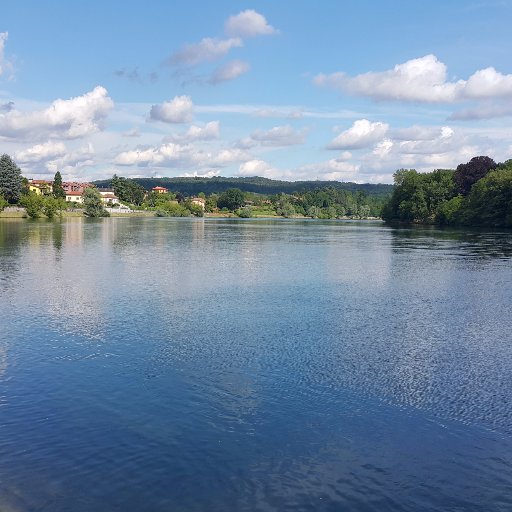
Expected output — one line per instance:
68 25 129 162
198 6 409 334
1 217 511 511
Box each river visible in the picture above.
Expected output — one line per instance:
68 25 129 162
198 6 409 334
0 217 511 511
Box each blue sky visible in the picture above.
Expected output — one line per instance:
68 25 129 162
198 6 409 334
2 0 512 183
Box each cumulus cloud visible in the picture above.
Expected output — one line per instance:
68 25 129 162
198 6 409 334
168 37 243 66
114 142 192 166
250 125 306 146
361 123 491 174
45 143 96 174
150 95 193 123
167 121 220 142
225 10 278 38
204 148 250 167
238 159 273 176
327 119 389 150
314 54 512 103
296 157 360 181
210 60 250 84
15 141 66 163
0 86 113 140
114 141 249 169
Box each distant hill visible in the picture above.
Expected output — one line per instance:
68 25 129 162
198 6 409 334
93 176 393 197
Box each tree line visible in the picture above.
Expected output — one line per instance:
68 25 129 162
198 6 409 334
381 156 512 227
94 175 393 197
0 154 109 218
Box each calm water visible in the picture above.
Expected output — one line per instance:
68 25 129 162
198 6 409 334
1 217 511 511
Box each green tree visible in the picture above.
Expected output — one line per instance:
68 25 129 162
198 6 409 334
53 171 66 199
237 206 252 218
453 156 496 196
83 187 109 217
0 194 8 212
382 168 455 224
461 166 512 227
436 196 463 225
217 188 245 210
20 193 44 218
205 195 218 212
0 154 23 204
279 202 296 218
307 206 321 218
42 197 59 219
111 175 146 205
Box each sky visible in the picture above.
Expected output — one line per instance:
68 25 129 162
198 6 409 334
2 0 512 184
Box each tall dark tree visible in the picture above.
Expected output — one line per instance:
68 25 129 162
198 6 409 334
453 156 496 196
53 171 66 199
0 154 23 204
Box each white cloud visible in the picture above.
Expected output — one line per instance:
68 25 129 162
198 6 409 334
182 169 220 178
169 37 243 66
238 159 273 176
150 95 193 123
15 141 66 163
46 143 95 174
225 9 278 38
373 139 393 157
464 67 512 98
0 86 113 140
114 142 192 166
250 125 306 146
360 123 492 174
327 119 389 150
167 121 220 142
295 157 361 181
314 54 512 103
204 148 249 167
114 141 249 169
210 60 250 84
184 121 220 141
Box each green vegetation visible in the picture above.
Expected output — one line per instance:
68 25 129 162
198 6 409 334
382 156 512 228
4 150 510 227
0 154 23 204
93 175 393 198
217 188 245 210
83 187 109 217
53 171 66 200
0 194 8 212
20 193 44 218
111 174 145 205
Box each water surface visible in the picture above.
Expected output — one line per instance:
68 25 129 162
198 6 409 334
0 218 511 511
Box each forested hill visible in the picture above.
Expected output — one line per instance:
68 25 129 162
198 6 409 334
93 176 393 197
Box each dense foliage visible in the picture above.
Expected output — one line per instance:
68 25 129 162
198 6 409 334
111 175 145 205
217 188 245 210
453 156 496 196
83 187 109 217
382 157 512 227
3 150 509 226
0 154 23 204
53 171 66 199
93 176 393 198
